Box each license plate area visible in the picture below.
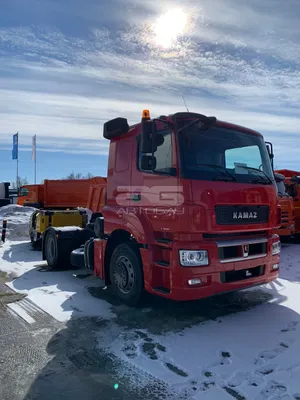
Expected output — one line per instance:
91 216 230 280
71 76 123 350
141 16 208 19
220 265 265 283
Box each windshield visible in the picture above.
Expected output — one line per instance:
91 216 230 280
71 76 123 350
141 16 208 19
178 124 274 184
19 187 29 197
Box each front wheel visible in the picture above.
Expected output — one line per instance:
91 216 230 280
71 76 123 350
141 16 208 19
109 242 144 306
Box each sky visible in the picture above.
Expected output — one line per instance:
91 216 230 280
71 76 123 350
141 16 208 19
1 0 300 185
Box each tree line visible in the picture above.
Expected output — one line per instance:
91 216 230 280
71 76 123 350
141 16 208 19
11 172 94 188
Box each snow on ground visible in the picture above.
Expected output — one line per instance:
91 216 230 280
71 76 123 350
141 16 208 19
94 244 300 399
1 205 300 399
0 205 113 321
0 241 113 322
0 204 36 240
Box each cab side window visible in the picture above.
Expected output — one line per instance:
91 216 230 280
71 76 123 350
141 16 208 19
138 129 173 174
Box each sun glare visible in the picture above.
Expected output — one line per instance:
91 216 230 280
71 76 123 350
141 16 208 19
153 8 188 49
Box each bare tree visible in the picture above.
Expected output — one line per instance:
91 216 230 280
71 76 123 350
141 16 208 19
64 172 93 180
11 176 28 189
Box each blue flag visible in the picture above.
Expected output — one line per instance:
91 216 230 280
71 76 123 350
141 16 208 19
12 133 18 160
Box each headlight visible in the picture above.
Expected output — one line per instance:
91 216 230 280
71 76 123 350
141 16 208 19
179 250 209 266
272 241 281 255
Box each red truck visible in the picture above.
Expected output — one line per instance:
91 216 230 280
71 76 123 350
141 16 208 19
275 169 300 236
273 173 295 240
42 110 281 305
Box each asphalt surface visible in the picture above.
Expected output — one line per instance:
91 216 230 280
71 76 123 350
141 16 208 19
0 269 280 400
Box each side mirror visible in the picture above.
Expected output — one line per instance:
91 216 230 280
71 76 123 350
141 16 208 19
265 141 274 169
141 155 157 171
103 118 129 140
141 120 157 153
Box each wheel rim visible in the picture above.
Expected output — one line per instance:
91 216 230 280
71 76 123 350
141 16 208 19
47 235 57 264
113 256 134 295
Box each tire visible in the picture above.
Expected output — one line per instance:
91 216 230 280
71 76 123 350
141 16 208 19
84 239 94 270
70 247 85 268
44 230 72 270
109 242 144 306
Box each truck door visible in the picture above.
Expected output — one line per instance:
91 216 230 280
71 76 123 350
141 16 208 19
131 121 181 233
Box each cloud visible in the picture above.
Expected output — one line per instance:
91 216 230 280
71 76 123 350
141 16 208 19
0 0 299 169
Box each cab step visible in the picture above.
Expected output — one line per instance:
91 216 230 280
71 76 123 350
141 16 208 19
154 260 170 268
156 238 173 248
153 287 170 295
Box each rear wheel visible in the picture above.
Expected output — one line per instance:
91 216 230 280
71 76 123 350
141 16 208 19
44 230 72 270
109 242 144 306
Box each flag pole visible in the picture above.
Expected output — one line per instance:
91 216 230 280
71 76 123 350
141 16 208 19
16 132 19 190
17 158 19 190
32 135 37 184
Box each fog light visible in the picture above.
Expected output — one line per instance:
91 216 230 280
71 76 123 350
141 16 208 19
188 278 201 286
272 263 279 271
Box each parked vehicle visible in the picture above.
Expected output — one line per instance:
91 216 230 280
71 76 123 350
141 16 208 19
273 173 294 240
0 182 10 207
275 169 300 236
42 110 281 306
18 178 106 248
18 177 106 209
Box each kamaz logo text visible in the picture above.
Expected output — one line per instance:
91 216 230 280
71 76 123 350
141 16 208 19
233 212 258 220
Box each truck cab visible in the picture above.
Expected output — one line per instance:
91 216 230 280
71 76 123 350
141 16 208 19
275 169 300 236
96 111 281 303
17 184 44 208
43 111 281 306
273 173 295 239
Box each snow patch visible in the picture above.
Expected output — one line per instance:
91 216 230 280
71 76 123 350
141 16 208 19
0 204 35 241
1 206 300 398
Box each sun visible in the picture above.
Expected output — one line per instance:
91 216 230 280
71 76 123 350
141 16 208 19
153 8 188 49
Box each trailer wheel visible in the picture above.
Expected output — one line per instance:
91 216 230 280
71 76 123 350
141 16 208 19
109 242 144 306
44 230 72 270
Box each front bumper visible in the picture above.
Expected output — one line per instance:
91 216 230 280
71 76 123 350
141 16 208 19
273 223 295 238
145 235 280 301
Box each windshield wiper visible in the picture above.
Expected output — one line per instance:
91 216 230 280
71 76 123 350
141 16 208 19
237 166 273 184
194 164 237 181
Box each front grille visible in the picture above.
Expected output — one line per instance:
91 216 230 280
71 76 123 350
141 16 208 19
215 205 269 225
220 265 265 283
217 237 268 263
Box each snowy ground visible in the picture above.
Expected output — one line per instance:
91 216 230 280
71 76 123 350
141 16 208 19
1 205 300 400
